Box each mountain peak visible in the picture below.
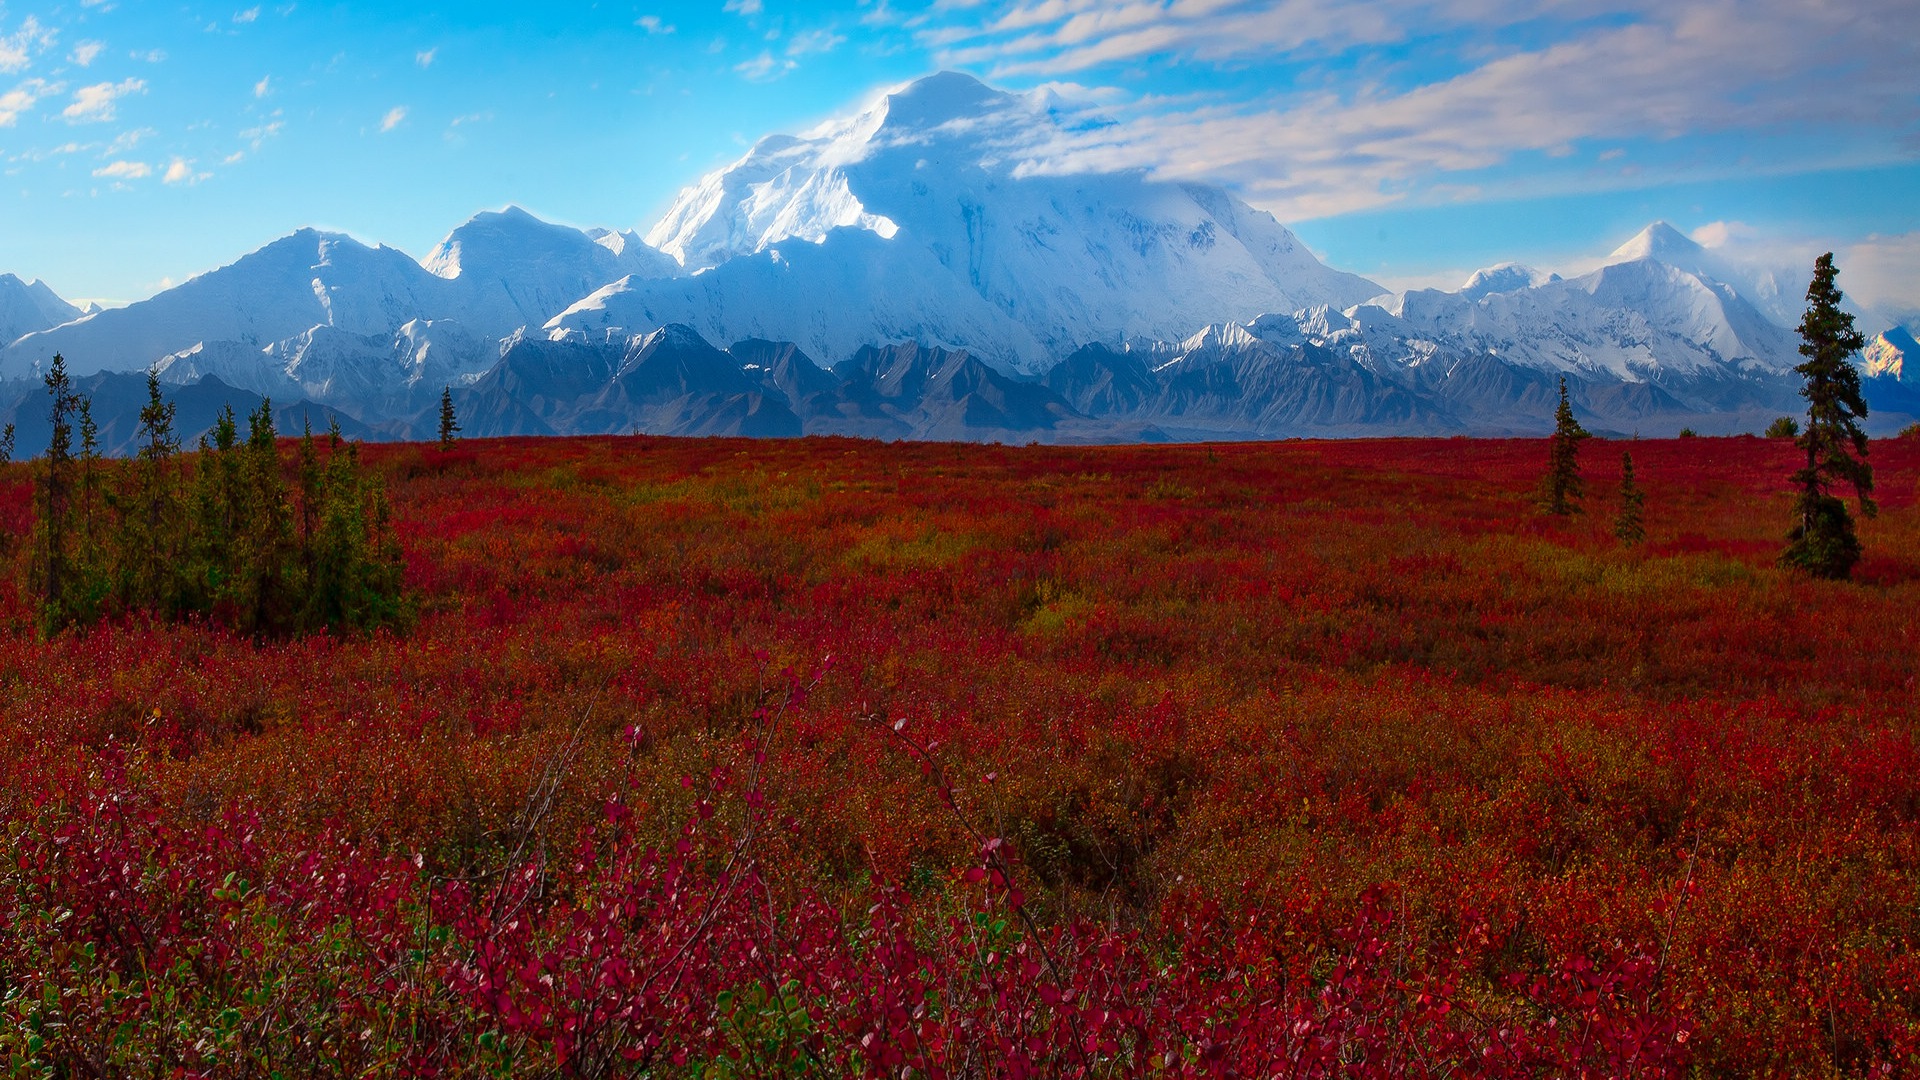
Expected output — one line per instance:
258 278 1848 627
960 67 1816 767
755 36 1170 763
1609 221 1705 265
874 71 1010 131
1864 326 1917 382
1459 263 1559 300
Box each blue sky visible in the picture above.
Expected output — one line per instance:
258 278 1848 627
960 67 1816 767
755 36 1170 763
2 0 1916 320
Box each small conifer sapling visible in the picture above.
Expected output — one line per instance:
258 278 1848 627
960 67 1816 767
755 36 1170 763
438 386 460 450
1615 450 1645 544
1541 375 1589 515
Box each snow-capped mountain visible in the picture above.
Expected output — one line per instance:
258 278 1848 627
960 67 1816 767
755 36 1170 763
1604 222 1803 327
0 70 1882 443
603 71 1383 374
1 230 447 380
0 274 84 349
1356 255 1798 385
424 206 678 339
2 211 681 384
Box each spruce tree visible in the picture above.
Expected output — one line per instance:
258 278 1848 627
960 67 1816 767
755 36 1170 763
1614 450 1645 544
188 405 243 613
72 397 106 620
31 353 81 632
121 370 184 614
438 386 460 450
236 398 297 634
0 423 13 464
1541 375 1590 515
1781 253 1874 580
295 416 321 592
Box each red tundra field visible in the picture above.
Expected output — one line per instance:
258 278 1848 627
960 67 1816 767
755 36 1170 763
2 433 1918 1078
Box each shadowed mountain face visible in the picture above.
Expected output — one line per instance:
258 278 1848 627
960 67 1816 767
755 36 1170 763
0 372 374 458
5 316 1879 452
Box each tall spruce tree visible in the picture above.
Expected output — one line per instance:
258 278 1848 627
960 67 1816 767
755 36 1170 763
1541 375 1590 515
31 353 82 633
189 404 243 613
120 370 184 614
236 398 297 634
1781 253 1874 580
72 397 107 620
438 386 460 450
1614 450 1645 544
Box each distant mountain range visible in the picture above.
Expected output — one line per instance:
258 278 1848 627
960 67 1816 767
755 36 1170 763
1 71 1914 450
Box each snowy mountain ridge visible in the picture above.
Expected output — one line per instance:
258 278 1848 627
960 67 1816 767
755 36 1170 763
0 274 85 351
0 71 1902 442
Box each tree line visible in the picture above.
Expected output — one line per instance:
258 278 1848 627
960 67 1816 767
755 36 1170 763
1542 252 1880 580
5 358 411 638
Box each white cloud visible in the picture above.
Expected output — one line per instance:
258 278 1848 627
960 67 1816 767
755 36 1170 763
787 28 847 57
0 16 57 73
233 7 261 24
380 105 407 132
0 78 54 126
63 79 146 123
415 48 437 68
637 15 676 34
953 0 1920 222
132 49 167 63
106 126 155 152
222 150 245 164
162 157 208 184
734 50 796 81
1838 233 1920 327
254 75 272 98
1690 221 1746 249
724 0 765 14
239 116 283 147
69 41 107 68
92 159 150 179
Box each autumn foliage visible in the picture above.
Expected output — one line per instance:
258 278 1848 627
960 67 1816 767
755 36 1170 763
2 432 1918 1077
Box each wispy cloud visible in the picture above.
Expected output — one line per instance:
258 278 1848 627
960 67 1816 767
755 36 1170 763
1838 233 1920 326
69 41 107 68
930 0 1920 221
734 50 796 81
254 75 272 98
0 15 57 74
0 78 55 126
233 7 261 25
63 78 146 124
723 0 765 15
239 115 283 148
637 15 675 34
106 127 155 153
92 159 150 179
415 48 437 68
379 105 407 132
787 28 847 57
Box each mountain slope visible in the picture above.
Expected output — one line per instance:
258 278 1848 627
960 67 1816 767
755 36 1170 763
1 230 450 379
0 274 84 350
